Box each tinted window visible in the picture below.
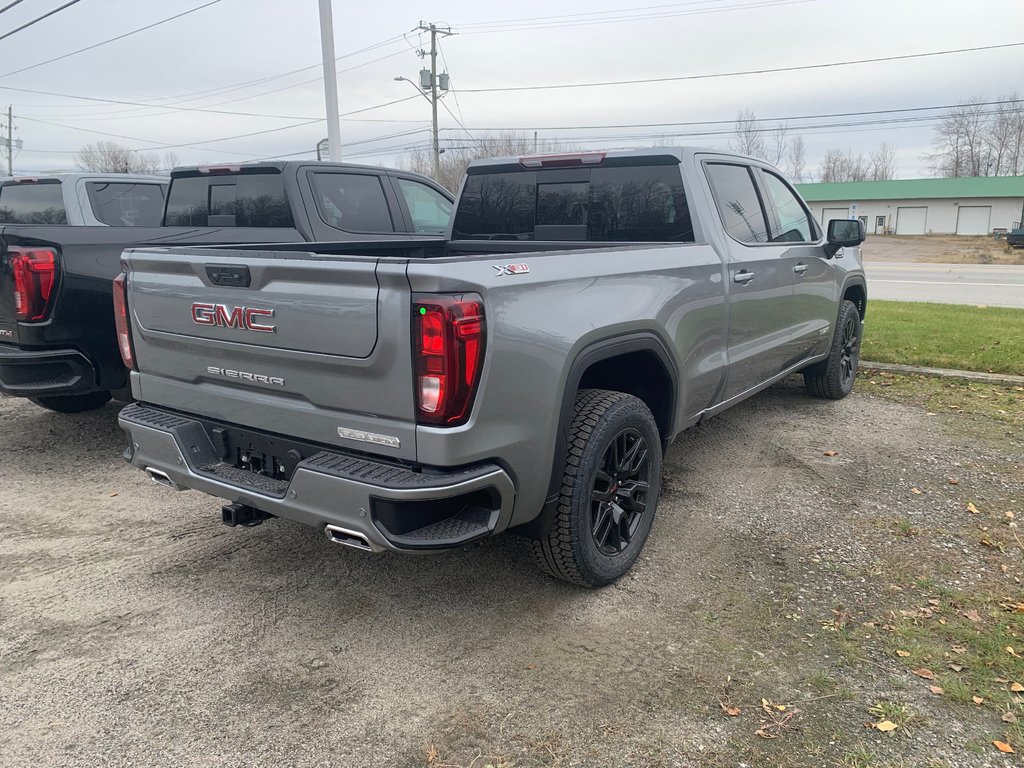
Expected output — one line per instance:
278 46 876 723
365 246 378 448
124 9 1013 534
164 173 293 227
704 163 769 244
86 182 165 226
761 171 813 243
310 173 394 232
0 182 67 224
396 178 452 234
452 165 693 242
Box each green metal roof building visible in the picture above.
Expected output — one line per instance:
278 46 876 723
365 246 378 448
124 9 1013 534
793 176 1024 235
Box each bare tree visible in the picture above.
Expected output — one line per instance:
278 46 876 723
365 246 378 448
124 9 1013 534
75 141 176 174
924 95 1015 177
402 131 574 192
869 142 897 180
730 110 768 160
818 148 871 183
784 135 807 182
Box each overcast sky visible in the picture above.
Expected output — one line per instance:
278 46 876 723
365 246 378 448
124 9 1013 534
2 0 1023 178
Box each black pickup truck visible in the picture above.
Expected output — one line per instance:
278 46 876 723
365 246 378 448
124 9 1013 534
0 162 453 412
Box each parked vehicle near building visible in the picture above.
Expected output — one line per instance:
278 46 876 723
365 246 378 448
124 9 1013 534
0 162 453 413
115 147 867 586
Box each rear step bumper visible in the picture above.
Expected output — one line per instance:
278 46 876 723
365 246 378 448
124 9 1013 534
0 343 97 397
118 403 516 552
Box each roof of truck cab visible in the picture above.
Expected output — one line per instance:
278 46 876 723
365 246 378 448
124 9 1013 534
0 173 168 184
170 160 402 176
466 146 767 170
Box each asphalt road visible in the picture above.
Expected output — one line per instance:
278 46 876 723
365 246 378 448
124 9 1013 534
863 261 1024 308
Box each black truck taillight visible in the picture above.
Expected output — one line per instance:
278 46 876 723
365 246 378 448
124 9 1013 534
112 273 136 371
9 246 58 322
413 294 485 426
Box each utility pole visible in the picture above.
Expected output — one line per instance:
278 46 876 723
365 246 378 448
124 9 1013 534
317 0 342 161
5 105 12 176
428 24 439 179
399 22 451 181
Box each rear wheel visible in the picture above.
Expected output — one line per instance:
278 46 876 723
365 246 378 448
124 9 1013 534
530 389 662 587
804 299 861 400
28 391 112 413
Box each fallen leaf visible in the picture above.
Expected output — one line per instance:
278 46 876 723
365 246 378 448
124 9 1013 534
996 677 1010 684
911 487 923 495
964 610 982 623
719 702 741 717
1006 511 1016 520
948 478 960 485
896 649 911 657
993 741 1014 754
1001 564 1010 573
951 644 967 654
928 599 941 607
967 502 981 514
928 685 944 695
874 720 897 732
109 491 118 497
755 727 778 740
913 668 937 680
1007 646 1022 658
1004 712 1019 724
950 664 964 672
526 664 537 670
1011 682 1024 693
823 450 839 457
972 695 984 705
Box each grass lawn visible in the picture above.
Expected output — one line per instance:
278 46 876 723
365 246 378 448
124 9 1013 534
862 301 1024 375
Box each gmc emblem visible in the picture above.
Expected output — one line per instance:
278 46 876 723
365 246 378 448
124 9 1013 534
191 302 276 333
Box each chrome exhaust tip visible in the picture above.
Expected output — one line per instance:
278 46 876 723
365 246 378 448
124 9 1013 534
324 524 373 552
145 467 175 489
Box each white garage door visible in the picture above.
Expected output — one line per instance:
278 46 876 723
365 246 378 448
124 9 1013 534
821 207 849 226
896 207 927 235
955 206 991 235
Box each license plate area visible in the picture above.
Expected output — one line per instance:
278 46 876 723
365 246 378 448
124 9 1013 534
207 425 313 482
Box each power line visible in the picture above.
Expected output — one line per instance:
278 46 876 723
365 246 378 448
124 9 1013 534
0 0 224 79
459 41 1024 93
0 0 84 43
458 99 1024 132
0 1 26 15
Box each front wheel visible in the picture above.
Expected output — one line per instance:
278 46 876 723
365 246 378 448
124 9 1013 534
28 391 112 413
804 299 862 400
530 389 662 587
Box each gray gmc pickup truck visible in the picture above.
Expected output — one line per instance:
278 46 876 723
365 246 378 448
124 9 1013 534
116 147 867 586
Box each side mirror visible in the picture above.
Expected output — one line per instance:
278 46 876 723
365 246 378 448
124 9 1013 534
825 219 865 257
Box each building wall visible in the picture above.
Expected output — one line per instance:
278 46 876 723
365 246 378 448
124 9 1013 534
803 197 1024 235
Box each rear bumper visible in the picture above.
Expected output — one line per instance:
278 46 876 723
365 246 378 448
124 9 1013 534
118 403 516 552
0 343 98 397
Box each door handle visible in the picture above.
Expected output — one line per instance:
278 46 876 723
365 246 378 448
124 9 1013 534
793 263 808 275
733 270 755 284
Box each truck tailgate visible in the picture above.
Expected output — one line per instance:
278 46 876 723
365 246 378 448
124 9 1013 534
124 246 418 460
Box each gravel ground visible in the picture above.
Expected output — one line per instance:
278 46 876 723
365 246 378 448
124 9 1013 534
1 379 1022 768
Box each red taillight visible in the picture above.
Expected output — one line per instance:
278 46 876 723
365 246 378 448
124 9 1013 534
112 272 136 371
9 246 58 322
413 294 485 426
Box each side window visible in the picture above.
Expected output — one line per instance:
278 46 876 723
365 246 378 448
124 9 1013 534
760 171 814 243
163 173 293 227
86 182 165 226
704 163 768 244
311 173 394 232
395 178 452 234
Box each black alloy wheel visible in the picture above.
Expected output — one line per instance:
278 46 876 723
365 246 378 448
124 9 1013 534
590 428 651 556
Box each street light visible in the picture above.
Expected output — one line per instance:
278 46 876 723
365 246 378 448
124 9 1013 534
394 75 440 179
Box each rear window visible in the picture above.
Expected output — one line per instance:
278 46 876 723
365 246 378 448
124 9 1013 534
0 182 67 224
452 165 694 242
86 182 166 226
164 173 294 227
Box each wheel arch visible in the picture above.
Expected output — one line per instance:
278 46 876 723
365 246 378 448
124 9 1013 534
842 277 867 320
515 332 678 538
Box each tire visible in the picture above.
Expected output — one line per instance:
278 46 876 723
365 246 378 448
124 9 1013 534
530 389 663 587
29 391 112 413
803 299 862 400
